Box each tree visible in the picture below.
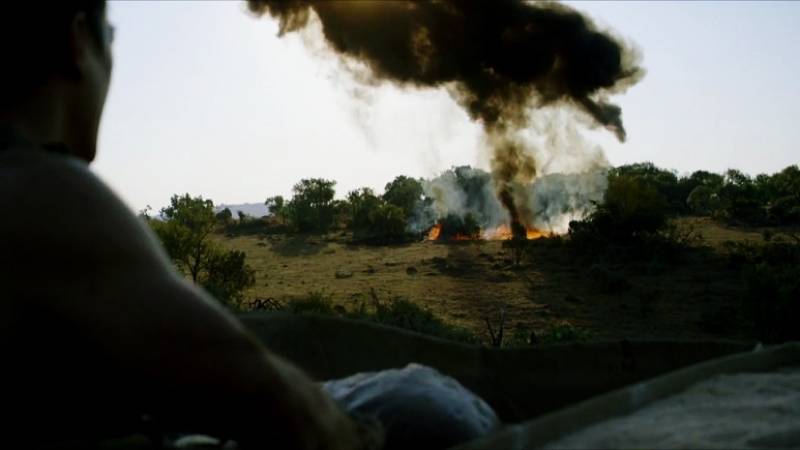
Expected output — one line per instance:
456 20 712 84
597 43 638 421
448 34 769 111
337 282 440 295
347 187 381 230
265 195 285 216
571 174 669 244
286 178 337 233
154 194 217 283
150 194 255 305
383 176 423 219
346 187 408 243
438 213 481 240
686 185 719 216
611 162 683 214
367 203 407 242
202 249 256 305
216 207 233 226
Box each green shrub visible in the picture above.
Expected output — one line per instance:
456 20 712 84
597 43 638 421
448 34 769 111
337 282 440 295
568 174 674 260
278 292 478 344
437 213 481 240
348 188 411 244
355 297 479 344
285 291 339 315
201 249 256 306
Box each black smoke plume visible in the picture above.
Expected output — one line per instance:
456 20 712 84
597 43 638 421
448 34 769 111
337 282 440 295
247 0 643 238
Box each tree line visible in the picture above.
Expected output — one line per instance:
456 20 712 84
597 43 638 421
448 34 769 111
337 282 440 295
141 162 799 312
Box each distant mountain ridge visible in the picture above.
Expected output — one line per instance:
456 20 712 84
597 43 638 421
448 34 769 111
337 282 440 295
215 202 269 218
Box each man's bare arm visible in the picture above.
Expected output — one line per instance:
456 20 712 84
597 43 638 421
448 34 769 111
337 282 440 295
1 152 368 449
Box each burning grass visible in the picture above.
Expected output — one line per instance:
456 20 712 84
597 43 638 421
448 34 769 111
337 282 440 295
427 223 551 242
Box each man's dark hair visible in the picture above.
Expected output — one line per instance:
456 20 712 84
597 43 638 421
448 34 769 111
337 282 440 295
1 1 107 108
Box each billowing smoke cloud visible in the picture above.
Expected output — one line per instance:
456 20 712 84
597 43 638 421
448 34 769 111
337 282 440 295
247 0 643 237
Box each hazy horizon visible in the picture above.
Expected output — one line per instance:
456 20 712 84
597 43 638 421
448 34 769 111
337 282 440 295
95 1 800 211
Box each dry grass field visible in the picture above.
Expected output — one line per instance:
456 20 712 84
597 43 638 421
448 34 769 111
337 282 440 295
216 217 777 345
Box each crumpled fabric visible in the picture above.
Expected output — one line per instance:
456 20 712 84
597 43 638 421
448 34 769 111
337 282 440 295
322 363 500 450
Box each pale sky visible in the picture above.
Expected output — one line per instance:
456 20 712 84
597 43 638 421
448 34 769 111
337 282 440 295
94 1 800 212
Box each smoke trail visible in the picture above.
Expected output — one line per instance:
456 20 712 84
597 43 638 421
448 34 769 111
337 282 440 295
247 0 643 237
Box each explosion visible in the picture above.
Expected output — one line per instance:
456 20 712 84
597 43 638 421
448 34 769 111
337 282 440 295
247 0 643 237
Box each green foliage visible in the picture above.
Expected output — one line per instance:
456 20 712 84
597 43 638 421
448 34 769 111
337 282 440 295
437 213 481 240
347 187 382 230
383 175 423 219
611 162 684 214
681 165 800 226
285 178 337 233
686 185 719 216
368 203 408 242
367 298 477 344
265 195 285 216
570 174 669 246
347 187 409 243
215 207 234 226
605 163 800 227
770 195 800 225
286 291 339 315
149 194 256 306
274 292 478 344
152 194 217 282
202 249 256 305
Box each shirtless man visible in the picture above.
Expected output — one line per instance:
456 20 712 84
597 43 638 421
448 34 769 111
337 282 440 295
0 2 369 448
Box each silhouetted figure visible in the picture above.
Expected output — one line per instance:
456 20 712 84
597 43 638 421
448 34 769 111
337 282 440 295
0 3 370 449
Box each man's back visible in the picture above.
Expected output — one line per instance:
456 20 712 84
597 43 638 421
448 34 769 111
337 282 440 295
0 2 372 448
0 143 158 441
0 144 368 448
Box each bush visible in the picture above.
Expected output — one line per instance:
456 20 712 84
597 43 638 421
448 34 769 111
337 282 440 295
285 291 340 315
569 174 669 249
277 292 478 344
366 203 408 243
201 249 256 306
769 195 800 225
149 194 257 306
285 179 337 233
437 213 481 240
348 188 410 244
611 162 684 214
383 176 424 219
686 185 719 216
366 298 477 344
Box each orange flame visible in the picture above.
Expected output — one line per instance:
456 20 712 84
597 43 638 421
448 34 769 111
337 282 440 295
427 223 548 241
427 223 442 240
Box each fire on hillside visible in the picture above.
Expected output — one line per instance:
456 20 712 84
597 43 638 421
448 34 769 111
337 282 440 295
427 223 549 241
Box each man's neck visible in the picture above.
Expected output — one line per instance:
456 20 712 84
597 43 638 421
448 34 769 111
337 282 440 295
0 88 68 152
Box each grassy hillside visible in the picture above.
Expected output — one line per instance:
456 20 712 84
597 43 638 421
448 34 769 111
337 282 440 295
213 217 788 345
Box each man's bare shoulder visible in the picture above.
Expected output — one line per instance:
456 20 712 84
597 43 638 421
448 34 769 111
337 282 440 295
0 147 171 289
0 147 245 344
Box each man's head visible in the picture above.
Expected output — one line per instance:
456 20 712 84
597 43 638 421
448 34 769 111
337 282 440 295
1 1 112 162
